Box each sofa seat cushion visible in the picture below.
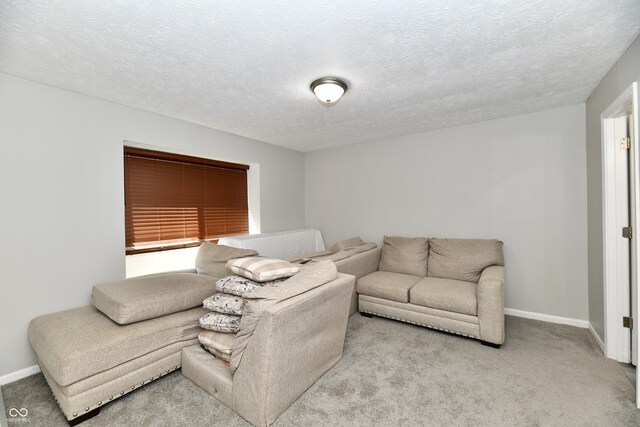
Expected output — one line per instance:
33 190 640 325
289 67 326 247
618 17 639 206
357 271 422 303
28 305 207 386
410 277 477 316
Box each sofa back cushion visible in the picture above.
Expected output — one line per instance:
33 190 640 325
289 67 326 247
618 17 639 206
196 242 258 277
92 273 217 324
427 238 504 283
379 236 429 277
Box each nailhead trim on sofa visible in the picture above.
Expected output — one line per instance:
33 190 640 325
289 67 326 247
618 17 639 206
360 310 480 339
41 365 181 420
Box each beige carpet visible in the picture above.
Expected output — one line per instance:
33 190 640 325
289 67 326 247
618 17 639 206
2 315 639 426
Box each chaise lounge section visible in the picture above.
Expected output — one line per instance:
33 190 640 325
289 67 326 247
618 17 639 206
27 244 259 425
27 274 218 424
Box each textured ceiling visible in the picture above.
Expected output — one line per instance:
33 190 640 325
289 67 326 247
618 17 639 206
1 1 640 152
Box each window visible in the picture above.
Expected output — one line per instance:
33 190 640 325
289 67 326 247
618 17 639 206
124 147 249 255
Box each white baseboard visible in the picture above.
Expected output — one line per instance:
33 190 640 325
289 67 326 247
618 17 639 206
505 308 589 329
588 323 606 354
0 365 40 386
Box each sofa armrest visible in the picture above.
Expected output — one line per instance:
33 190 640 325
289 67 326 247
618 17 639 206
334 247 382 315
335 247 382 278
477 265 505 345
232 274 354 427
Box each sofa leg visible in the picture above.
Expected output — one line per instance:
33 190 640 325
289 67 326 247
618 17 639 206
481 340 501 349
68 408 101 426
360 311 373 318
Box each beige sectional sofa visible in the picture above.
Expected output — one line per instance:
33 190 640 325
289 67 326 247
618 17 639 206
357 236 505 347
26 235 504 426
28 244 354 426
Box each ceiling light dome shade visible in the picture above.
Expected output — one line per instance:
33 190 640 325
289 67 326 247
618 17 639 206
310 77 348 105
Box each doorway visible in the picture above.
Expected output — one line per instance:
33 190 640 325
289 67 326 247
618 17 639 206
602 82 640 408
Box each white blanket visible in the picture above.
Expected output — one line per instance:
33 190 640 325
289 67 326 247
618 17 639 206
218 228 325 259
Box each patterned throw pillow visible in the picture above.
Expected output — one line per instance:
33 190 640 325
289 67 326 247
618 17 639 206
201 344 231 362
199 312 241 333
198 330 235 355
203 293 245 315
226 257 299 282
215 275 285 297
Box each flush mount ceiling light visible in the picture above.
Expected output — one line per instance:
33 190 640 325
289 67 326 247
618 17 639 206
310 77 348 105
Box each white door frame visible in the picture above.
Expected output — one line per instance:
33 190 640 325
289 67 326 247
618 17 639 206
602 82 638 364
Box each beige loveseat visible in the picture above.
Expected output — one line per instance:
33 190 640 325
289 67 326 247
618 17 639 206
357 236 505 347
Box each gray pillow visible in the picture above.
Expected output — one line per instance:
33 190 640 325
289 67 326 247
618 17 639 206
92 273 217 324
379 236 429 277
428 238 504 283
195 242 258 277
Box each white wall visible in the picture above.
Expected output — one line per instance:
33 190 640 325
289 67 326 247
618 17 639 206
586 34 640 342
0 72 305 379
306 104 588 321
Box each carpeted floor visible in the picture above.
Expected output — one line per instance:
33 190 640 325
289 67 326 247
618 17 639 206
2 315 639 426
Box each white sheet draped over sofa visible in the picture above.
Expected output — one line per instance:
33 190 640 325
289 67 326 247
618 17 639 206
218 228 325 259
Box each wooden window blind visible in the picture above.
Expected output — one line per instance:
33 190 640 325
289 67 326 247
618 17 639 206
124 147 249 255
